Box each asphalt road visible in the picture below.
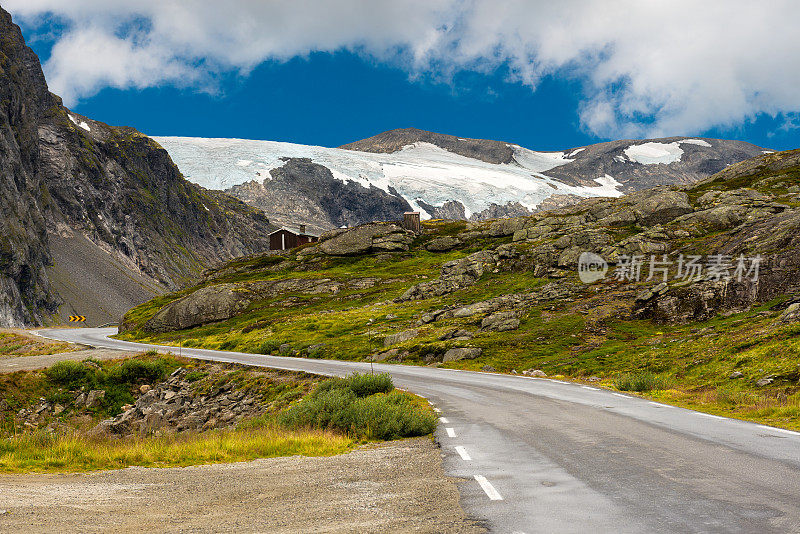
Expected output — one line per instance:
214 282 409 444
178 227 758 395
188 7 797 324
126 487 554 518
37 328 800 533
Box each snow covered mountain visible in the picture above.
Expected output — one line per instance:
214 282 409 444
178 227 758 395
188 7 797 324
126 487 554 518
153 128 766 233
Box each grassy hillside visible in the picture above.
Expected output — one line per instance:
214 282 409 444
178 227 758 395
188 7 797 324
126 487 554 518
120 149 800 430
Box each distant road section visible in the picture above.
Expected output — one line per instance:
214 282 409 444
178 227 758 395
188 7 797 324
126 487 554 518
38 327 800 533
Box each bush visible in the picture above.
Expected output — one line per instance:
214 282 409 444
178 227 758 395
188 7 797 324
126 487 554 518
312 373 393 398
278 373 435 440
615 372 668 392
114 358 166 383
257 340 281 355
44 361 94 389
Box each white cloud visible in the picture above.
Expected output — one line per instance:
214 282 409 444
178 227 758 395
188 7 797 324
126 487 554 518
7 0 800 138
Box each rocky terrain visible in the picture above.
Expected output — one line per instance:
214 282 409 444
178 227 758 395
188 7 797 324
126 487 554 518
120 147 800 427
0 8 276 327
155 129 766 233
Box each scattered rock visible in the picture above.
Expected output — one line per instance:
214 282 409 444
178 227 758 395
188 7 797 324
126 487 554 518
523 369 547 377
756 377 774 387
372 349 399 362
729 371 744 379
438 329 473 341
442 347 482 362
780 302 800 323
480 311 521 332
425 236 461 252
84 390 105 408
586 376 601 382
139 384 151 394
383 329 419 347
481 365 496 372
318 222 414 255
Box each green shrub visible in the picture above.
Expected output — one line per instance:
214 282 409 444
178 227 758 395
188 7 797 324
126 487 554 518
114 358 166 383
312 373 393 398
278 373 435 440
615 372 668 392
257 340 281 355
343 373 393 397
185 371 208 382
44 361 94 389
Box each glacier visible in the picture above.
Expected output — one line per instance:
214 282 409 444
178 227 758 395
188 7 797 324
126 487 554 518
153 136 626 219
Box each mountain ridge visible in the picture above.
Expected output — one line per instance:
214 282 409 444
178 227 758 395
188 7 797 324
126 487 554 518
0 7 277 326
155 130 766 234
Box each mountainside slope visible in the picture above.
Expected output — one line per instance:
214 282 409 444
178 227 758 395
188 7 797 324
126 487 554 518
120 147 800 430
0 8 276 326
154 130 765 233
0 8 59 326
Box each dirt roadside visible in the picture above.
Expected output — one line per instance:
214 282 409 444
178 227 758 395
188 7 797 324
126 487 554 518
0 437 484 533
0 348 135 372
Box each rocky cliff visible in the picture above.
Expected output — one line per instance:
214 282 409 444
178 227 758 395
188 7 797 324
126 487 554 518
0 8 275 326
0 8 59 325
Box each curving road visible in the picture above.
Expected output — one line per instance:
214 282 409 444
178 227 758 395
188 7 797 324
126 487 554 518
37 328 800 533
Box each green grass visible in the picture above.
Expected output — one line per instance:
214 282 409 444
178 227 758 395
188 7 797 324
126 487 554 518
0 424 352 473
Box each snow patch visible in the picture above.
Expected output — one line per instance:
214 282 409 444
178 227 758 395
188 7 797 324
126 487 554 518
568 148 585 157
235 159 253 166
68 114 91 132
624 142 684 165
680 139 712 147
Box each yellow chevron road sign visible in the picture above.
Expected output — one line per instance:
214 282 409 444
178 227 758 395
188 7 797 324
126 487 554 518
68 315 86 322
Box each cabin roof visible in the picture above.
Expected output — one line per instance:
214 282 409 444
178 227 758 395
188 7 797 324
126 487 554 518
267 226 321 238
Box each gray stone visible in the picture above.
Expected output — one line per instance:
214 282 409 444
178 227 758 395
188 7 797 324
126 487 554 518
481 365 497 372
480 311 521 332
319 223 413 255
85 390 106 408
523 369 547 377
383 329 419 347
438 329 473 341
729 371 744 379
442 347 482 362
426 236 461 252
780 302 800 323
756 377 774 387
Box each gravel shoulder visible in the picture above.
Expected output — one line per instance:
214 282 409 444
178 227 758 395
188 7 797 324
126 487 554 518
0 437 484 533
0 348 134 372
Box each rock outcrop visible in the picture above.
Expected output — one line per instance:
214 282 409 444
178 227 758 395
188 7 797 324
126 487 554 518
0 7 277 326
314 223 415 256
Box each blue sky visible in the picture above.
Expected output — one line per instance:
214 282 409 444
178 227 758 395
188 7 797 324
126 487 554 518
11 1 800 151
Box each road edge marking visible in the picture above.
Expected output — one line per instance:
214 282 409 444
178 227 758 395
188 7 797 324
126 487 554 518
474 475 503 500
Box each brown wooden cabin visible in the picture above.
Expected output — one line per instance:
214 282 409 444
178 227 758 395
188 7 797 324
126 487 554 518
269 225 319 251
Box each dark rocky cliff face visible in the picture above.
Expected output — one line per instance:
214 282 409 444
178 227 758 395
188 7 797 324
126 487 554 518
228 158 411 233
0 8 275 325
37 108 274 289
0 9 59 325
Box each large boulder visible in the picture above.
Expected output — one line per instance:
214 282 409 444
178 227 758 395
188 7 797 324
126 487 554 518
318 223 414 255
383 329 418 347
442 347 482 362
480 311 521 332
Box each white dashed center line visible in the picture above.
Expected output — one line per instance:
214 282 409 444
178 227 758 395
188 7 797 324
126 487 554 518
446 427 456 438
474 475 503 500
611 393 629 398
439 417 449 424
581 386 599 391
455 446 472 461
